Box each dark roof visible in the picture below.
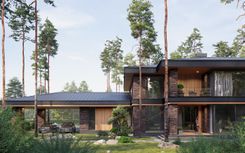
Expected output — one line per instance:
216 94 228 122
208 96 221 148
156 58 245 71
7 92 131 106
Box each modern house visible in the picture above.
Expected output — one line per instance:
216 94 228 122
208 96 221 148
7 58 245 136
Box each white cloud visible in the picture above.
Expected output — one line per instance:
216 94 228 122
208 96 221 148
40 7 95 29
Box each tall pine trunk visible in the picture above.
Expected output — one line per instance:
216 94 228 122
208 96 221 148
164 0 169 142
138 34 142 135
1 0 6 109
48 51 50 93
106 71 111 92
47 50 50 123
22 31 25 96
39 71 42 94
34 0 38 137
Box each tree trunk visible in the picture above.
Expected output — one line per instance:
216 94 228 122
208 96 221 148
47 50 50 123
48 52 50 93
106 71 111 92
1 0 6 109
164 0 169 142
34 0 38 137
39 71 42 94
138 34 142 136
44 74 46 93
22 31 25 96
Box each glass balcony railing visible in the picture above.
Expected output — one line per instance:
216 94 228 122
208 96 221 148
175 88 212 97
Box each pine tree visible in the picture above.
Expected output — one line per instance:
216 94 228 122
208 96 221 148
8 3 35 96
171 28 203 59
39 18 58 94
6 77 23 98
124 52 137 66
127 0 162 135
100 37 123 92
78 81 91 92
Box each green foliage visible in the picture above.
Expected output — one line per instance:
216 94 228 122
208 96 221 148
33 135 96 153
108 106 131 136
0 108 34 153
173 28 203 59
213 28 244 58
63 81 91 92
6 77 23 98
100 37 124 91
177 83 184 89
39 18 58 57
8 2 35 42
213 41 237 57
118 136 133 143
97 130 109 137
127 0 162 65
178 138 237 153
173 137 182 145
78 81 91 92
170 51 182 59
124 52 137 66
233 117 245 151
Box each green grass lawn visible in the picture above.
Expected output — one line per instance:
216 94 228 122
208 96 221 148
96 143 176 153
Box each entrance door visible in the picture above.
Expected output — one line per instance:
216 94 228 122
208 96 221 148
182 106 198 131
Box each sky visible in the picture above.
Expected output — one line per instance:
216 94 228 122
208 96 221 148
0 0 244 96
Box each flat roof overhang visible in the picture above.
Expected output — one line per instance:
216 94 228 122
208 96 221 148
7 101 131 108
157 58 245 71
168 97 245 105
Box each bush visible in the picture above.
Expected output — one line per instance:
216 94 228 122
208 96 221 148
118 136 133 143
108 106 131 136
33 134 97 153
173 137 182 145
233 117 245 152
22 121 33 131
178 137 238 153
97 131 109 137
0 108 34 153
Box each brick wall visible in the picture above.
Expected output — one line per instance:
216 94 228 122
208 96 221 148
132 106 145 136
169 70 178 97
168 105 178 135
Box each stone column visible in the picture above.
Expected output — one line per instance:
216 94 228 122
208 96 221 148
37 109 46 128
169 70 178 97
132 106 145 136
168 105 178 136
80 108 89 132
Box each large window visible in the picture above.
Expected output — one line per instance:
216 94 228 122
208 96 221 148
145 76 163 99
144 106 163 131
214 71 245 97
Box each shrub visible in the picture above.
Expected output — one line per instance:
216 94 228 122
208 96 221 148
118 136 133 143
33 134 97 153
0 108 34 153
178 137 238 153
173 137 182 145
233 117 245 152
97 130 109 137
108 106 131 136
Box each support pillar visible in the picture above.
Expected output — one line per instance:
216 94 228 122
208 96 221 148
169 70 178 97
204 106 209 132
37 109 46 128
132 106 145 136
198 106 203 133
168 105 178 136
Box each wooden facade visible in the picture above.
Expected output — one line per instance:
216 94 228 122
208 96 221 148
95 108 113 131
